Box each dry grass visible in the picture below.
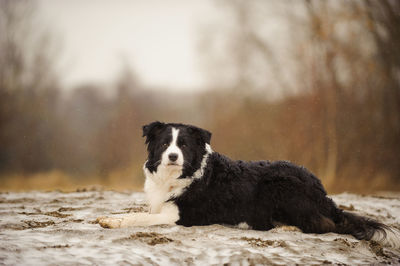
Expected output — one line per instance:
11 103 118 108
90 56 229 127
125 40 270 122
0 169 144 192
0 168 399 193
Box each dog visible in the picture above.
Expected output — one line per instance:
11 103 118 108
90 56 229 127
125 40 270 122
97 121 400 248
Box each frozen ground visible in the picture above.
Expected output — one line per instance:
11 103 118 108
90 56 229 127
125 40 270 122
0 190 399 265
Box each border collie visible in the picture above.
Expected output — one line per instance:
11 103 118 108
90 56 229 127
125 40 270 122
98 121 400 248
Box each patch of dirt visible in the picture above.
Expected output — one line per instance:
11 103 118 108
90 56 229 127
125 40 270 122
18 208 42 216
368 241 391 259
334 238 357 248
38 244 70 250
50 199 62 203
0 223 27 230
147 237 174 246
130 232 161 238
391 224 400 230
111 205 148 214
339 204 355 211
23 220 55 229
44 211 71 218
62 219 84 223
0 198 36 204
19 212 40 216
240 237 288 248
58 207 83 212
119 232 174 246
123 205 148 213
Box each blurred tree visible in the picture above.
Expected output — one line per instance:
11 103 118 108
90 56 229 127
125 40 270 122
364 0 400 178
94 64 141 177
60 85 109 174
202 0 400 191
0 0 63 173
296 0 400 186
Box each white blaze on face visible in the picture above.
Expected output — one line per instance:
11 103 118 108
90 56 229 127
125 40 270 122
161 127 184 166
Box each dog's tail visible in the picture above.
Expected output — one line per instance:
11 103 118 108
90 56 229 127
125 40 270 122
335 211 400 249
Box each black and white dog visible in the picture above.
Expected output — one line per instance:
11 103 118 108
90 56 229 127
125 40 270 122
98 121 399 248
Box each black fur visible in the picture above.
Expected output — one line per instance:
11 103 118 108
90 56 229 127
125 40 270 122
143 122 388 241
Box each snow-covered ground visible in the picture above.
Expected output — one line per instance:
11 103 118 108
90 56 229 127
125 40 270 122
1 190 399 265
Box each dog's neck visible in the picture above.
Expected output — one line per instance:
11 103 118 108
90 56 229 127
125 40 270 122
143 144 213 213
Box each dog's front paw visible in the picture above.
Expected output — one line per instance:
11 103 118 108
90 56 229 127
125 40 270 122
96 216 123 229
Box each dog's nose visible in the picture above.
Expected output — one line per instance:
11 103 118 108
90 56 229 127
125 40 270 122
168 153 178 162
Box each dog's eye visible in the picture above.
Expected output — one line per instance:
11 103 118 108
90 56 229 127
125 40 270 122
163 143 168 147
182 144 187 148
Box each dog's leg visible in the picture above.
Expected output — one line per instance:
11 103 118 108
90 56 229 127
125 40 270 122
97 202 179 228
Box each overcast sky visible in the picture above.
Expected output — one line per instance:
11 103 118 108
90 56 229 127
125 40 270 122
37 0 217 92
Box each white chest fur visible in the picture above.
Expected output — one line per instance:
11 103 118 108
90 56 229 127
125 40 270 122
144 165 192 214
143 143 213 214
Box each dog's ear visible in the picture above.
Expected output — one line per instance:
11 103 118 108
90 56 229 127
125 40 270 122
189 126 212 144
200 129 212 144
142 121 166 144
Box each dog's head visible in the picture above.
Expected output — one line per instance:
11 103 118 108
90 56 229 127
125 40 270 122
142 121 212 178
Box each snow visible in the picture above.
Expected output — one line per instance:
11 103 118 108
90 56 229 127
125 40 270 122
0 190 399 265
